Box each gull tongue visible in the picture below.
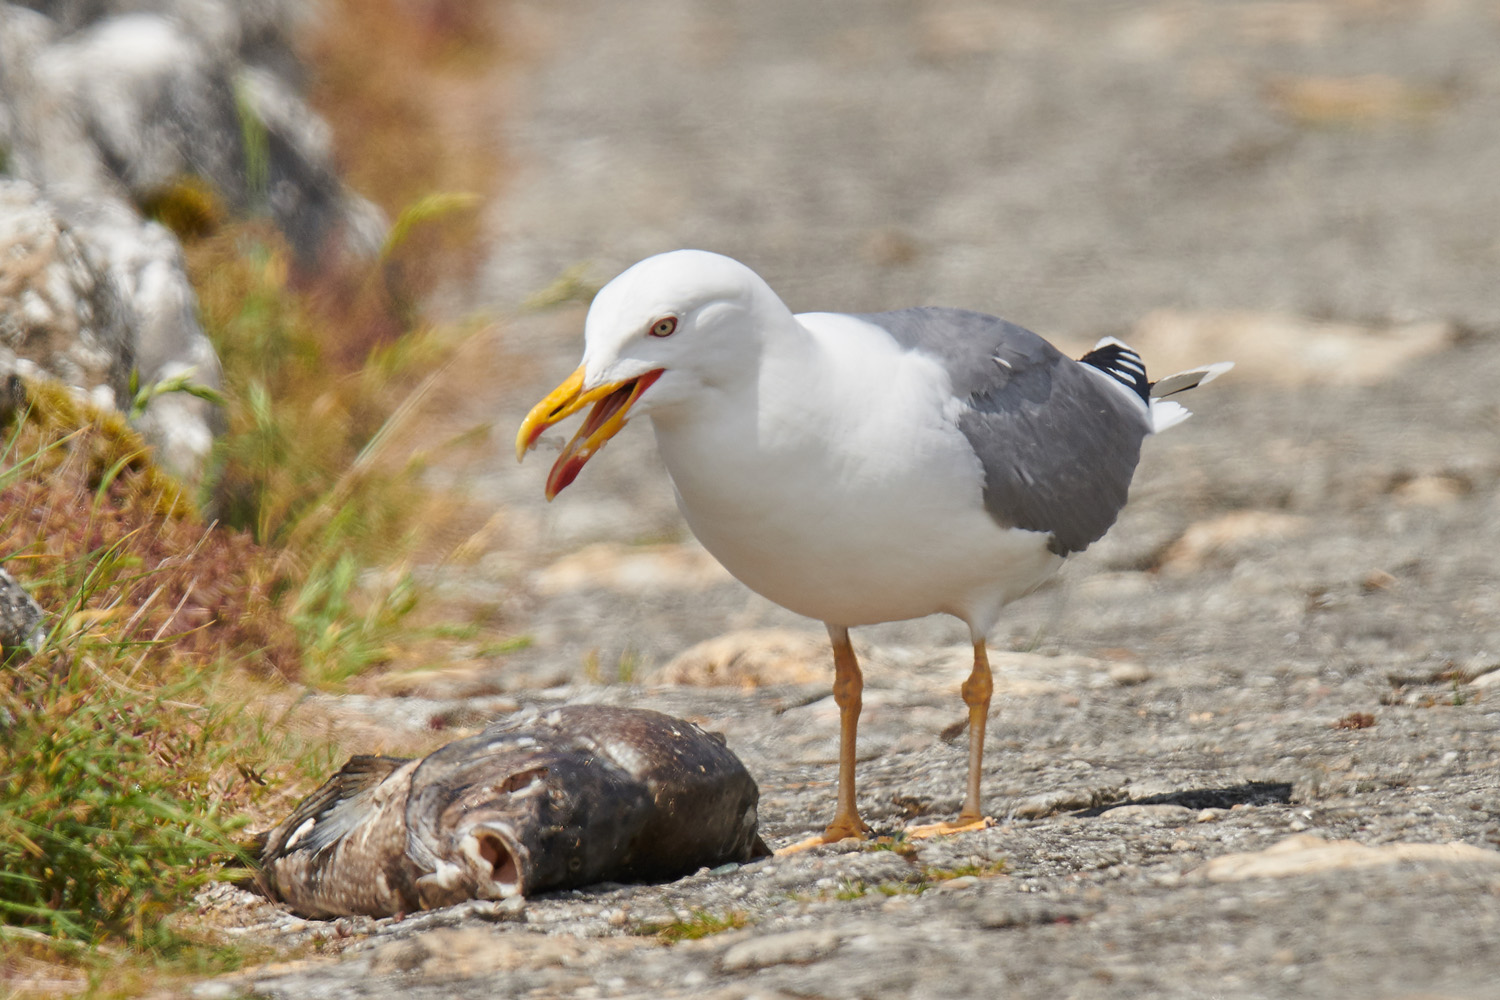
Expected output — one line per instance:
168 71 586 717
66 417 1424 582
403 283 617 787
545 382 632 498
579 382 634 438
546 449 589 497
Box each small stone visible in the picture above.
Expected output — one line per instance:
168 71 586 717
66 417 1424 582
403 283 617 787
719 929 841 972
972 896 1095 929
1158 511 1309 575
1471 669 1500 690
0 568 46 656
491 896 528 919
1103 804 1193 822
1198 835 1500 882
1013 790 1100 819
1391 474 1468 506
936 875 979 891
1107 662 1152 686
368 937 430 975
533 541 731 596
648 628 838 688
1197 809 1223 823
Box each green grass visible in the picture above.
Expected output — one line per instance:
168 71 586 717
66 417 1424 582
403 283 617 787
0 413 238 953
0 661 244 945
821 878 926 902
476 634 533 657
582 646 643 684
923 858 1008 881
784 849 1007 906
645 909 749 944
0 386 355 964
0 4 502 985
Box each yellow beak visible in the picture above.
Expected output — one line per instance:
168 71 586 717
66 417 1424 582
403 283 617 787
515 364 664 499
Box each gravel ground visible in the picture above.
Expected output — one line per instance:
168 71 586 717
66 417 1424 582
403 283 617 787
202 2 1500 997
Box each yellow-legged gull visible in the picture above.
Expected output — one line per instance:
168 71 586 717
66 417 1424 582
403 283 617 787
518 249 1231 844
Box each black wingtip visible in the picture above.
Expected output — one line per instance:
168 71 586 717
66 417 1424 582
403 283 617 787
1079 339 1150 404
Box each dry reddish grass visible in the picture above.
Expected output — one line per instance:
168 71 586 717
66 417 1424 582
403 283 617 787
1 381 301 683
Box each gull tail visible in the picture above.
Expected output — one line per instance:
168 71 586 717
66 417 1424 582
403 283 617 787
1147 359 1234 432
1080 337 1233 433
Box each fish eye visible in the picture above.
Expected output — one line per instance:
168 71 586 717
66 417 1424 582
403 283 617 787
648 316 677 338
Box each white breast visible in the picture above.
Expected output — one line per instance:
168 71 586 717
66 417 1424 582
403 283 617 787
648 313 1061 631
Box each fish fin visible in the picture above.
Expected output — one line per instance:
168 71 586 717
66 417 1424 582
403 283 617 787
260 754 412 862
336 754 412 791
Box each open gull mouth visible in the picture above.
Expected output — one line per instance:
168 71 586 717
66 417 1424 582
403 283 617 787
516 366 664 499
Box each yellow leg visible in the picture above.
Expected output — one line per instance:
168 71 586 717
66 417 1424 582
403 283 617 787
958 638 993 823
777 624 870 854
906 638 994 840
824 624 870 841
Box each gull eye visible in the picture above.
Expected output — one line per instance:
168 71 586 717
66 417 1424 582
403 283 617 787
648 316 677 338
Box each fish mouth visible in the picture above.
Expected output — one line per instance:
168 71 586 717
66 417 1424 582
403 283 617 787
465 824 527 898
515 365 665 499
476 829 522 896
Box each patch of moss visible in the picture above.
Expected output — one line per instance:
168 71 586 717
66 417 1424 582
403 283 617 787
141 176 226 241
645 909 749 944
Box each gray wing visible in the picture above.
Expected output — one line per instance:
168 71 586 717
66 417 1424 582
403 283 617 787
856 308 1152 556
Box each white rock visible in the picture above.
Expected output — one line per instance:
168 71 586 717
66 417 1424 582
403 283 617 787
1198 834 1500 882
648 628 834 688
719 929 842 972
1104 803 1193 822
0 179 133 406
1107 661 1152 686
534 540 733 596
1158 510 1309 575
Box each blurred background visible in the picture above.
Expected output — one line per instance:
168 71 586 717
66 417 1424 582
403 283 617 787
489 0 1500 329
461 0 1500 687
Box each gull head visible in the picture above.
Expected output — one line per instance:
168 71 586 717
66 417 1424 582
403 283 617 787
516 250 786 498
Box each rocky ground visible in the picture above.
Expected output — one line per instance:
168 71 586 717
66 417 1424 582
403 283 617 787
199 2 1500 997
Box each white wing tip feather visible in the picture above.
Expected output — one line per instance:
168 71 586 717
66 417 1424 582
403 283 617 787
1149 399 1192 432
1151 360 1235 399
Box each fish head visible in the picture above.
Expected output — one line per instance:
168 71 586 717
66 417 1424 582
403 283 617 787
406 733 651 907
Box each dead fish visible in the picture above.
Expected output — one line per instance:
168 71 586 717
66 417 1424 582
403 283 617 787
256 704 768 918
